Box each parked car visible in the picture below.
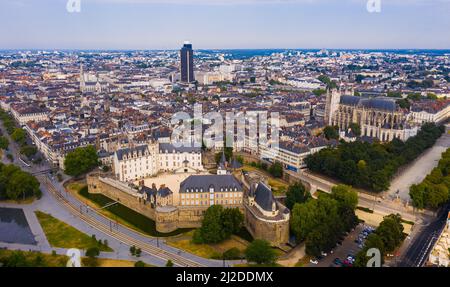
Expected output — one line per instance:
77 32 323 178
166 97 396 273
333 258 342 266
310 259 319 265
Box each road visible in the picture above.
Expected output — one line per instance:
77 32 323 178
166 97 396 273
397 204 449 267
0 121 231 267
288 170 419 222
386 128 450 202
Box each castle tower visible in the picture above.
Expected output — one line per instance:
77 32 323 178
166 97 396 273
324 87 341 126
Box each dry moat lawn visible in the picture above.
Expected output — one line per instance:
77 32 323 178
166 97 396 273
166 230 250 259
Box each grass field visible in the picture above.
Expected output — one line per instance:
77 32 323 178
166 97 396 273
166 230 250 259
67 182 191 237
35 211 113 252
95 258 154 267
243 164 289 195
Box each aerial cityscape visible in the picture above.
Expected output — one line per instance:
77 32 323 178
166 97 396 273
0 0 449 273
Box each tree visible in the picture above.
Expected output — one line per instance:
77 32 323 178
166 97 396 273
5 170 41 200
130 245 136 256
20 145 37 159
165 260 174 267
396 98 410 109
323 126 339 140
11 128 26 145
331 185 358 211
223 248 241 260
268 162 283 178
354 233 385 267
375 214 405 252
194 206 244 244
135 248 142 257
85 246 100 258
0 136 8 150
193 205 227 243
64 145 99 177
313 89 326 97
285 182 309 210
84 246 100 267
245 239 276 265
221 208 244 237
348 123 361 137
135 261 146 267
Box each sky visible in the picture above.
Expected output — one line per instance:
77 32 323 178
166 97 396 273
0 0 449 50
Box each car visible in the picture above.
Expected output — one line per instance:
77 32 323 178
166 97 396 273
342 259 352 267
310 259 319 265
321 251 328 257
333 258 342 265
358 244 364 249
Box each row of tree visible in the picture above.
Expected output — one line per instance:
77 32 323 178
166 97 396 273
0 108 38 160
0 163 41 201
354 214 406 267
306 123 445 192
290 185 359 257
248 160 283 179
409 148 450 210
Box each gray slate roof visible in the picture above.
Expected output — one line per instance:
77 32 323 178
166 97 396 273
180 175 242 193
159 143 201 153
116 145 148 160
340 95 397 112
254 182 276 212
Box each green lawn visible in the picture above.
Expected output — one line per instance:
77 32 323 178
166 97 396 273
0 249 68 267
35 211 113 252
76 185 191 237
166 230 250 259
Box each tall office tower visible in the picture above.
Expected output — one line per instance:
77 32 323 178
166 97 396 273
180 41 195 83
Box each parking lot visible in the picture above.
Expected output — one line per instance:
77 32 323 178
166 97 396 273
307 223 375 267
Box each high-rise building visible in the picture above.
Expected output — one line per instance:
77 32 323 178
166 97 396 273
180 41 195 83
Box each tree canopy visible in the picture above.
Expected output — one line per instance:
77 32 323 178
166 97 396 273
290 185 358 257
268 162 283 178
193 206 244 244
410 148 450 210
323 126 339 140
0 163 41 201
285 182 310 210
354 214 405 267
306 123 444 192
245 239 277 265
64 145 99 177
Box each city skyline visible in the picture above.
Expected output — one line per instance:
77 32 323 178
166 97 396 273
1 0 450 50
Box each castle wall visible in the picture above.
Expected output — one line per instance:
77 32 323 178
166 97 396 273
87 175 156 220
244 205 290 247
87 174 289 245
